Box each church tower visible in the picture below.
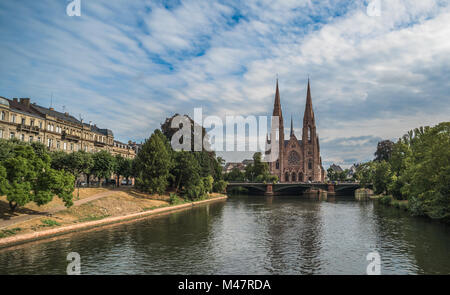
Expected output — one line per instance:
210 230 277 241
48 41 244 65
270 79 284 181
301 79 321 181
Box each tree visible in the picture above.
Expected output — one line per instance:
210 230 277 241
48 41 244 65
400 123 450 220
225 167 245 182
92 150 116 186
0 141 74 212
354 162 374 188
171 151 201 192
374 140 394 162
134 129 173 194
372 161 392 195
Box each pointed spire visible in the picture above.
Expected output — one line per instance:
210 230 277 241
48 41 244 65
273 79 282 118
304 78 314 121
290 115 294 137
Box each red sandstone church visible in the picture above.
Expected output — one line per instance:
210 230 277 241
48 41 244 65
266 79 325 183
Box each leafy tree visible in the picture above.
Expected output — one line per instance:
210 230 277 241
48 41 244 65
225 167 245 182
372 161 392 195
135 129 173 194
0 141 74 212
92 150 116 186
400 123 450 220
171 151 201 192
374 140 394 162
354 162 374 188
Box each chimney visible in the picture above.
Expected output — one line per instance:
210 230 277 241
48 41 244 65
20 98 30 107
49 107 54 111
13 98 18 103
64 112 69 116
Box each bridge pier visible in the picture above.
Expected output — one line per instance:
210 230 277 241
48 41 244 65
264 184 274 196
327 183 336 196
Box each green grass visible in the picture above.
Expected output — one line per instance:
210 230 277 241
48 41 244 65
0 227 22 238
40 219 61 227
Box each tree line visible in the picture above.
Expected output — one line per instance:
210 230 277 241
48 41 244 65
0 114 231 212
354 122 449 222
133 114 227 200
0 138 134 212
223 152 278 183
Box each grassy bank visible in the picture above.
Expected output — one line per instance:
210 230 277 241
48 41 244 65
0 188 226 241
371 194 409 212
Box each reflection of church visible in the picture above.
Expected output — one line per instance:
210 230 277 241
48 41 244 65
266 79 325 183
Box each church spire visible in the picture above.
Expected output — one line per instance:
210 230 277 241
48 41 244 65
290 115 294 137
273 79 282 118
304 78 314 122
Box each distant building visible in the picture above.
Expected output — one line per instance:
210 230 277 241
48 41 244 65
329 164 344 173
224 159 254 173
0 96 135 158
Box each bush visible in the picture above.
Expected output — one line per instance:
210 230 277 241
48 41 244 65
213 180 228 193
169 193 185 205
379 195 394 205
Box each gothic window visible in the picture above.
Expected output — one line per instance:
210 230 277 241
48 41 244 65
308 160 312 170
308 126 311 143
275 160 280 169
288 151 300 165
285 172 290 182
291 172 297 182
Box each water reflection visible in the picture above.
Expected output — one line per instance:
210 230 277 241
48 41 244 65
0 195 449 274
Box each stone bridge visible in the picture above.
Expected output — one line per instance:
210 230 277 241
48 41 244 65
226 182 365 196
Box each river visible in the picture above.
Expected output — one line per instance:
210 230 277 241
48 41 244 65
1 195 449 274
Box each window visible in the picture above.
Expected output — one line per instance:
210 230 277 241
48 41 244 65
30 120 34 126
275 160 280 169
10 132 15 139
70 143 74 151
308 160 312 170
10 114 16 123
56 141 60 149
39 121 42 129
1 111 5 120
20 134 25 141
0 129 3 139
37 137 41 142
63 142 67 150
21 118 25 125
308 126 311 143
29 136 33 143
47 138 52 148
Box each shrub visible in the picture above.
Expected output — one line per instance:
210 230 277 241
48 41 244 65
379 195 394 205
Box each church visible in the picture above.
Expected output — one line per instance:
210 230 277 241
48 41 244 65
265 79 325 183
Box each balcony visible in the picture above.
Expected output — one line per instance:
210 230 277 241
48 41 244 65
17 124 40 134
62 130 80 142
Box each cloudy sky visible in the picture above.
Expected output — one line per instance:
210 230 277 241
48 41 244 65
0 0 449 167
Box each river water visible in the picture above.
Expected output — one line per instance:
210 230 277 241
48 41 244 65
0 195 449 275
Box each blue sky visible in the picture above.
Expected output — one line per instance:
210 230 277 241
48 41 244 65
0 0 449 167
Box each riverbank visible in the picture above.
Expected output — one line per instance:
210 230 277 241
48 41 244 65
371 194 409 211
0 189 227 249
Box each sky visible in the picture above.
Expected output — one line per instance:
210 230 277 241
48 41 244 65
0 0 449 168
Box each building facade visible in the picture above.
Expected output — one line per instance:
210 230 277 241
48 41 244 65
266 79 325 182
0 96 136 158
